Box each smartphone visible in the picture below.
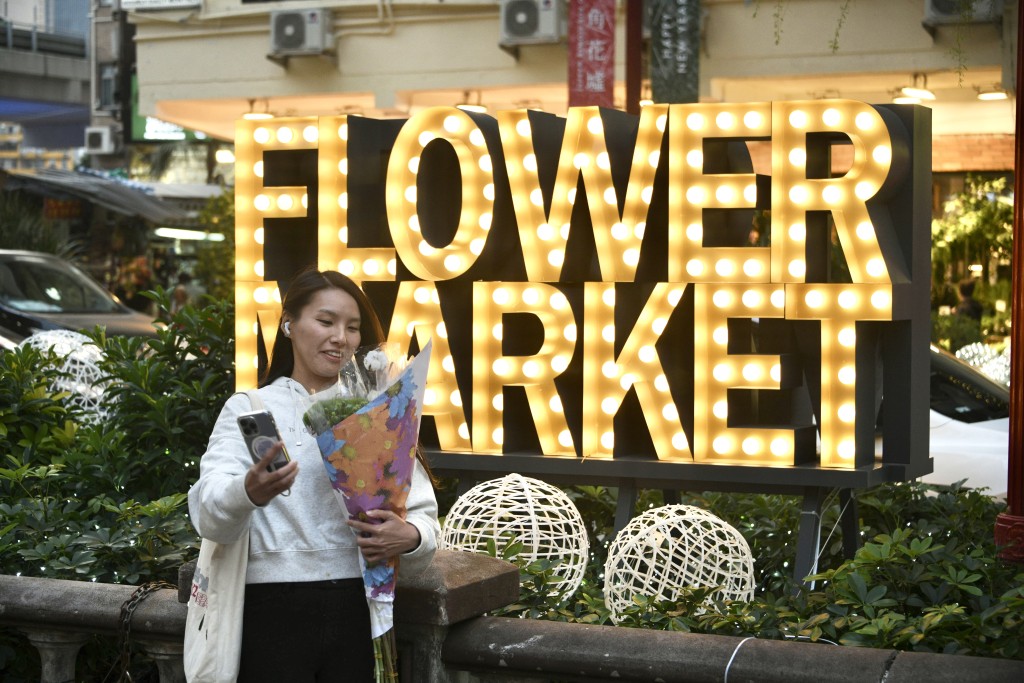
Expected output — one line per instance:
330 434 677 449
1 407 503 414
237 410 291 472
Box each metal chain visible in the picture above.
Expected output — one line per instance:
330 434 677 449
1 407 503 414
109 580 176 683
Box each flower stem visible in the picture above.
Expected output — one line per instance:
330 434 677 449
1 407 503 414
372 630 399 682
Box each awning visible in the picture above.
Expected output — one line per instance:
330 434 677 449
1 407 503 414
1 168 189 224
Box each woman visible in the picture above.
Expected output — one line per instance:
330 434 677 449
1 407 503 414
188 268 439 682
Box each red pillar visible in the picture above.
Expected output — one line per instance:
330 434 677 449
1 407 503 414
994 2 1024 563
625 0 643 115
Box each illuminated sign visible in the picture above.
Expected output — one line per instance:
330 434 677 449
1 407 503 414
234 101 931 490
130 76 205 143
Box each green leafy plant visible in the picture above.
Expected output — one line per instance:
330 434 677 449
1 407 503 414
484 481 1024 660
302 395 369 434
193 188 235 301
86 288 236 500
0 290 235 679
932 175 1013 286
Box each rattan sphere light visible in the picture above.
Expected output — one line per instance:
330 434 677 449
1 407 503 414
20 330 107 422
441 473 589 600
603 504 754 622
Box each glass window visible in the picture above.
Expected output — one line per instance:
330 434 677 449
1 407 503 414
929 350 1010 423
0 257 121 314
98 63 118 110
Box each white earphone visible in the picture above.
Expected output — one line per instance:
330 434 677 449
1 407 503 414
283 321 291 336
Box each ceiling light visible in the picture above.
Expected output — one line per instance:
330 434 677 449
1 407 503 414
242 98 273 121
900 73 935 101
456 90 487 114
977 86 1009 101
900 86 935 100
892 95 921 105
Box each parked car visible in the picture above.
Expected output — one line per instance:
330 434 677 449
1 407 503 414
922 344 1010 496
0 249 156 346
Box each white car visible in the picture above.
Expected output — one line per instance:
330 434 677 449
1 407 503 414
920 345 1010 497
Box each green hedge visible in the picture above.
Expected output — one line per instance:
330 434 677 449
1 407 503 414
492 484 1024 659
2 289 1022 678
0 290 234 679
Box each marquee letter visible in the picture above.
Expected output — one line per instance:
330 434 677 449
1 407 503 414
498 105 667 282
582 282 691 459
786 283 893 467
387 107 494 281
771 100 896 284
693 283 806 464
317 115 397 281
668 103 771 284
387 281 472 452
472 282 576 455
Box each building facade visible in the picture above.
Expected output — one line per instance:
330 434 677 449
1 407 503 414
128 0 1014 173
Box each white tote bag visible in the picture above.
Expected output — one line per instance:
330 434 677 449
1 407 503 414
184 390 263 682
183 534 249 682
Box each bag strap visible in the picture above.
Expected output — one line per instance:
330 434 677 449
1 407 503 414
246 388 265 411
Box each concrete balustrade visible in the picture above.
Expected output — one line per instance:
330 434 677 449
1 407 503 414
2 551 1024 683
443 616 1024 683
0 550 520 683
0 573 188 683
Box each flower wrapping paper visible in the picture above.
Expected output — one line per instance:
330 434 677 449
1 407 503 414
312 339 432 636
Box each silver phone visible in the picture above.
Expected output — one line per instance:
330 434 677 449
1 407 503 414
237 410 291 472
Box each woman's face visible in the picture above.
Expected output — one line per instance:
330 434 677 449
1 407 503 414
285 287 361 392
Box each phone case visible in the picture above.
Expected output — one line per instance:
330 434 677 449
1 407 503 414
237 410 291 472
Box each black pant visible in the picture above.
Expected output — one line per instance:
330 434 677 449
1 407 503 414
238 579 374 682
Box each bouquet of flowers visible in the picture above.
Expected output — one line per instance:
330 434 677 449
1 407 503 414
300 339 432 683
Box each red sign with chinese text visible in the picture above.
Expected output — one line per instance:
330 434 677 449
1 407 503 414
568 0 615 108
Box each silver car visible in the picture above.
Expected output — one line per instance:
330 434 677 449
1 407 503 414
0 249 156 348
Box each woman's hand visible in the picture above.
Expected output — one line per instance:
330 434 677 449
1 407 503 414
348 510 421 564
244 442 298 506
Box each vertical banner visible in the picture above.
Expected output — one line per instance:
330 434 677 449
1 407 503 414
568 0 616 108
649 0 700 104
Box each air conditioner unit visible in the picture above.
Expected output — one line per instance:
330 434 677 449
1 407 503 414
500 0 563 46
924 0 1002 27
270 9 332 56
84 126 116 155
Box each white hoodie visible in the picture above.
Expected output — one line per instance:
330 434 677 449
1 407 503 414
188 377 440 584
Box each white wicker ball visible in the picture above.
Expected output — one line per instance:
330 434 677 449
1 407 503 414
604 504 754 622
442 473 589 601
20 330 108 422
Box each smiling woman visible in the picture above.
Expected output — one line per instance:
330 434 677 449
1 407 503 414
187 266 440 682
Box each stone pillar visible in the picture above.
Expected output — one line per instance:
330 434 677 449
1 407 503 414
393 550 520 683
140 640 186 683
22 629 90 683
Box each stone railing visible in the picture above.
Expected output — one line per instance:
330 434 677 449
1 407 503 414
3 551 1024 682
0 550 519 683
443 616 1024 682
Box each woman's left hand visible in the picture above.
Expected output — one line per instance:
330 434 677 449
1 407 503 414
348 509 421 564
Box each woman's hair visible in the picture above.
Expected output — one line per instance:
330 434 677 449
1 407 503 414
260 268 385 387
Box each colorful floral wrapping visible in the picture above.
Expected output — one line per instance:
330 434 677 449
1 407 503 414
301 339 432 682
